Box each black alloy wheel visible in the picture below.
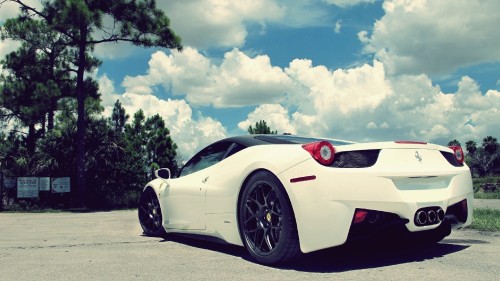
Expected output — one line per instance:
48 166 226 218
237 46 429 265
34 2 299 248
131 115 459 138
138 188 165 236
239 171 301 265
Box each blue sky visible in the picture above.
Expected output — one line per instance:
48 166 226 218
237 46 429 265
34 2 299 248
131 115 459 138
1 0 499 157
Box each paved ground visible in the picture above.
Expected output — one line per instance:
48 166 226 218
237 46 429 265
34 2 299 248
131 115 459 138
0 210 499 281
474 199 500 210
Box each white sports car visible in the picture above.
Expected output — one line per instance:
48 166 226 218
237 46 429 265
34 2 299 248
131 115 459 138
138 134 473 265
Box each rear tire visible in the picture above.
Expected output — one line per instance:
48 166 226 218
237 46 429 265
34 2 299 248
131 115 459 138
138 188 165 237
238 171 301 265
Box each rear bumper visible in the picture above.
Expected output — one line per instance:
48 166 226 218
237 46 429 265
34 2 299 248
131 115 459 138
346 199 467 242
277 159 473 253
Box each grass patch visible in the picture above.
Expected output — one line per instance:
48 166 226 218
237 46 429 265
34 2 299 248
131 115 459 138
469 208 500 231
474 190 500 199
473 176 500 199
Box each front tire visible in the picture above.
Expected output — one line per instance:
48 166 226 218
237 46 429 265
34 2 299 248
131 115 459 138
238 171 301 265
138 188 165 237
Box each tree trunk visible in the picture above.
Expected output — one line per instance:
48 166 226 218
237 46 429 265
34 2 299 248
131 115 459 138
27 123 36 154
75 35 87 208
47 107 54 132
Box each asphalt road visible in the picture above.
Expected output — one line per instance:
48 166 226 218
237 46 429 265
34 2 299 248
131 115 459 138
0 210 498 281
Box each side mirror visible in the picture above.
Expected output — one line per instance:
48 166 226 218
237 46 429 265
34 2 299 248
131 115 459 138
155 168 171 180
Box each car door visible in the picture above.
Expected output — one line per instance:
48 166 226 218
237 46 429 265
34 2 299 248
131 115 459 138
164 142 232 230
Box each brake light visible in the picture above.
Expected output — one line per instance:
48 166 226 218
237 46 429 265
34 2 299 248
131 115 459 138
353 209 368 224
449 146 464 164
302 141 335 165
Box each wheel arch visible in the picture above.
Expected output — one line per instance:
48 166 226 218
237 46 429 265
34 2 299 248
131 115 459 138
140 179 167 224
236 168 299 244
138 183 166 237
142 178 164 196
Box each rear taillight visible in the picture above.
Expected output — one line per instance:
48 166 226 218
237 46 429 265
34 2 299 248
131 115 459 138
449 146 464 164
302 141 335 165
353 209 369 224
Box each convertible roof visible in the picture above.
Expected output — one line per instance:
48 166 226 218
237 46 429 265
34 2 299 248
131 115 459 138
218 134 352 147
221 134 292 147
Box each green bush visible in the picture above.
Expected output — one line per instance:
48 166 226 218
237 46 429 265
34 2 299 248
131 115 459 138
469 208 500 231
473 176 500 199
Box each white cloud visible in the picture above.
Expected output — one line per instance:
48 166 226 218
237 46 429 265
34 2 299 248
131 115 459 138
158 0 379 48
98 74 122 111
0 39 20 66
122 47 292 108
121 47 499 146
99 74 227 157
93 42 137 60
334 19 342 33
274 0 333 28
0 0 25 63
366 122 377 129
0 0 42 22
120 93 226 155
324 0 376 8
285 59 392 116
239 60 500 145
360 0 500 75
91 16 155 60
160 0 285 49
238 104 296 134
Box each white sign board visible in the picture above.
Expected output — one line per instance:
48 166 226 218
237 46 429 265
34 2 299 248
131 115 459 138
4 177 16 189
52 177 70 193
17 177 39 198
39 177 51 191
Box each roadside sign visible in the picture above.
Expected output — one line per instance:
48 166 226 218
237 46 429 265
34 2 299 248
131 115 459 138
39 177 51 191
17 177 39 198
52 177 70 193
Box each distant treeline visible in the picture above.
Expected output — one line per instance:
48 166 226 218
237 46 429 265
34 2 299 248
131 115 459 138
448 136 500 176
0 101 178 209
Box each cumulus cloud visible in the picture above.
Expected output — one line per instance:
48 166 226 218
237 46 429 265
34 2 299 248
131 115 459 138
0 39 19 65
99 74 227 157
122 47 292 108
238 60 500 145
359 0 500 75
324 0 376 8
158 0 376 48
122 47 499 146
285 59 392 116
0 0 42 22
237 104 296 134
159 0 285 49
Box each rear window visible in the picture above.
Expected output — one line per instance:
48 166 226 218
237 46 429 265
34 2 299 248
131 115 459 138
254 135 353 146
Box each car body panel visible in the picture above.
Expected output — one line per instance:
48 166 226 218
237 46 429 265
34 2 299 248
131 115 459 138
143 136 473 254
278 157 472 253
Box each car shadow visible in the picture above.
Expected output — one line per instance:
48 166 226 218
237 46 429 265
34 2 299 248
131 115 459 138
158 234 249 258
156 234 474 272
283 240 470 272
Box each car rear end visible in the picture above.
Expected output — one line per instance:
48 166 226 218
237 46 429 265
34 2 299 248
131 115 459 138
278 139 473 253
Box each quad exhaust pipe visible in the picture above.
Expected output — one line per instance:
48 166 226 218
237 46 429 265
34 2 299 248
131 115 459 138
414 207 445 226
427 210 437 223
436 208 445 221
415 210 427 225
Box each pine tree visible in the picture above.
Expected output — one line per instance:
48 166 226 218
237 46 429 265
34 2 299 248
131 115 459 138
4 0 181 207
248 120 278 134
